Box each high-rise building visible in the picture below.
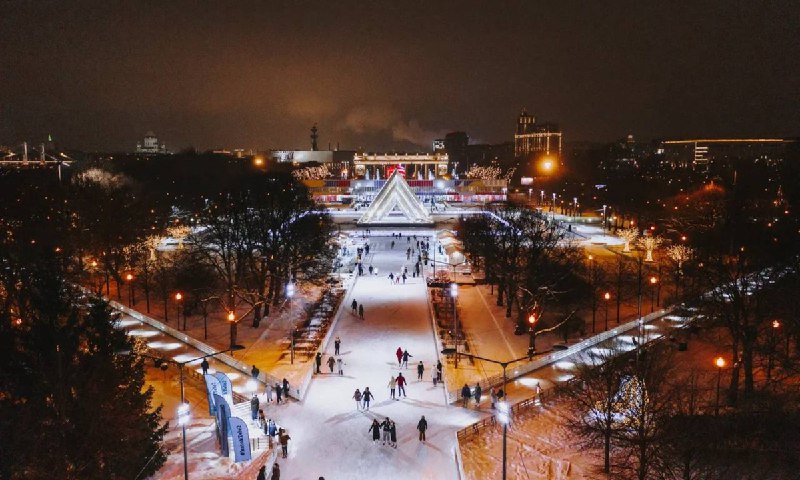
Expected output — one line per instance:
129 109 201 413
514 109 562 159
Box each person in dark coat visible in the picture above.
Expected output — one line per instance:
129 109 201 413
353 388 362 410
474 383 482 407
315 352 322 374
250 394 260 420
381 418 391 445
351 299 358 313
362 387 374 410
201 359 209 375
461 384 472 408
275 382 283 404
389 420 397 448
271 463 280 480
358 304 364 319
279 429 291 458
368 419 381 442
436 360 443 382
251 365 260 379
256 465 266 480
417 361 425 380
282 378 290 398
417 415 428 442
334 336 341 355
327 355 336 373
402 350 412 368
395 347 403 366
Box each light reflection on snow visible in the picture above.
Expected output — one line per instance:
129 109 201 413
147 341 182 351
118 319 140 328
172 354 204 364
556 374 574 382
554 361 575 370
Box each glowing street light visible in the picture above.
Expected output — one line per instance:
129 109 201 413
125 273 135 307
603 292 611 330
451 283 459 367
649 276 658 313
287 281 296 364
527 312 538 358
175 292 184 330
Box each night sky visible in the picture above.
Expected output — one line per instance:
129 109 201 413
1 1 798 152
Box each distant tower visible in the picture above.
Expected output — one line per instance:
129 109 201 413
310 124 319 151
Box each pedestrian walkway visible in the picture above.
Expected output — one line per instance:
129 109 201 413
277 232 483 479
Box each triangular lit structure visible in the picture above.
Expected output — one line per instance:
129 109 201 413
358 171 432 225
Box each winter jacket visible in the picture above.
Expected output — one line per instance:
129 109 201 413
390 422 397 442
388 377 397 388
396 375 406 387
417 418 428 432
369 422 381 440
363 390 374 402
461 385 471 399
353 390 362 401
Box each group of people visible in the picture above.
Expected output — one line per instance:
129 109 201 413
366 415 429 447
315 351 344 376
352 387 375 410
351 299 365 319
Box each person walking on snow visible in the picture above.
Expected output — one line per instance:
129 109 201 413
337 357 344 375
461 384 472 408
352 389 362 410
417 361 425 380
351 299 358 314
362 387 374 410
395 347 403 366
315 352 322 374
417 415 428 442
201 358 209 375
368 419 381 443
250 394 260 421
275 382 283 404
474 383 482 407
327 355 336 373
388 375 397 399
396 373 407 398
402 350 412 368
358 304 364 320
334 336 341 355
389 420 397 448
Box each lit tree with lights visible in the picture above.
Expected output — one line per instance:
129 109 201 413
666 244 694 300
638 235 663 263
618 228 639 253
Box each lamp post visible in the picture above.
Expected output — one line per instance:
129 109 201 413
126 273 135 307
714 356 725 416
540 190 544 207
551 192 556 222
589 255 596 333
175 292 184 330
450 283 459 367
603 292 611 331
649 276 658 313
227 310 236 348
442 350 529 480
767 320 781 382
527 312 538 358
117 346 243 480
602 204 607 232
287 281 296 364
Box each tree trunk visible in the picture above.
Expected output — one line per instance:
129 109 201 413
727 337 740 406
742 329 756 396
496 278 505 307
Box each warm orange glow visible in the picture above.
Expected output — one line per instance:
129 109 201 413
772 320 781 329
715 356 726 368
227 311 235 322
681 235 687 242
604 292 611 301
588 254 593 261
528 313 538 326
126 273 133 281
175 292 183 301
91 260 98 268
253 156 264 166
650 276 658 285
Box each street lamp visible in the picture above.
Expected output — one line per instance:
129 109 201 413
527 312 538 358
603 292 611 330
540 190 544 207
450 283 459 367
649 276 658 313
768 320 781 382
126 273 135 307
227 310 236 348
588 255 596 333
287 281 296 364
175 292 184 330
442 350 529 480
714 356 725 416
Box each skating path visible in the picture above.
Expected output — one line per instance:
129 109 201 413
276 232 482 480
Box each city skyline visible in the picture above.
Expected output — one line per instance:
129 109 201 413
2 1 799 152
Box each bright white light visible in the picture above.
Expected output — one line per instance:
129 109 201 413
172 354 203 365
177 402 191 426
246 379 259 393
496 401 510 425
554 361 575 370
147 341 182 351
128 329 159 338
118 319 140 328
286 282 295 298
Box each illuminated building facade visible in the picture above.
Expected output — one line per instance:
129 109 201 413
514 109 562 159
661 138 795 172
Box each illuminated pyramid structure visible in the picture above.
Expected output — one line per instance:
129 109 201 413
357 171 433 225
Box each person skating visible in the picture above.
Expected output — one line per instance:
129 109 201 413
327 355 335 373
275 382 283 404
395 347 403 366
258 409 266 429
474 383 482 407
257 465 266 480
264 382 273 403
388 375 397 399
352 389 362 410
402 273 407 284
279 429 291 458
351 299 358 314
334 336 341 355
417 415 428 442
490 387 498 409
436 360 443 383
282 378 290 398
315 352 322 374
337 357 344 375
461 384 472 408
271 463 280 480
388 272 394 284
396 373 407 398
251 364 260 379
250 394 260 421
368 419 381 443
201 358 209 375
362 387 374 410
389 420 397 448
381 418 391 445
358 304 364 320
402 350 412 368
417 361 424 380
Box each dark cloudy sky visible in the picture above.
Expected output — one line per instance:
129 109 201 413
1 1 798 152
